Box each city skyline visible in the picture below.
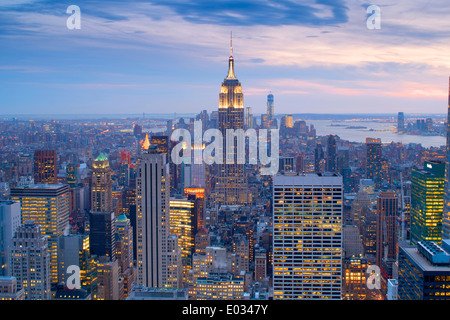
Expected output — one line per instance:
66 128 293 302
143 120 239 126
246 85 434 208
1 1 450 115
2 0 450 305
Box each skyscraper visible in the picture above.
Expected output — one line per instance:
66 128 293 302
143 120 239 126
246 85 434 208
398 240 450 300
0 200 21 276
136 138 170 288
10 221 51 300
11 183 70 285
443 77 450 240
57 233 90 286
327 135 337 173
116 212 134 298
366 138 382 190
215 35 247 206
169 196 195 284
376 191 399 278
411 160 445 245
90 211 116 261
273 172 343 300
397 112 405 134
33 150 57 184
245 106 253 129
91 153 113 213
267 93 274 124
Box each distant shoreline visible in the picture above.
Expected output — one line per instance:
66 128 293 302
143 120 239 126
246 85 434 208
0 113 446 121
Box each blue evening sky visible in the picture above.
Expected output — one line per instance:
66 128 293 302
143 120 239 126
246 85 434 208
0 0 449 115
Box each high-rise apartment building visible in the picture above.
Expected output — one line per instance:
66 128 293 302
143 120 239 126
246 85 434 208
9 221 51 300
411 160 445 245
10 183 70 285
273 172 343 300
136 141 170 288
33 150 57 184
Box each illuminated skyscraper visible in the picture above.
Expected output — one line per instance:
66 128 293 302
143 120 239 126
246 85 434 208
91 153 113 213
33 150 57 184
169 196 195 284
57 233 91 286
366 138 382 190
215 35 247 206
11 183 70 285
342 256 368 300
116 212 134 298
443 77 450 240
376 191 399 278
136 136 170 288
184 187 205 231
97 257 119 300
66 163 78 187
273 172 343 300
411 160 445 245
398 240 450 300
10 221 51 300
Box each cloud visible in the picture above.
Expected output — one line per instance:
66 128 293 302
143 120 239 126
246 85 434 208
149 0 349 26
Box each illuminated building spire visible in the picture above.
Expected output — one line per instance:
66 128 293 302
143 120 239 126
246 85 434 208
142 133 151 150
226 31 236 79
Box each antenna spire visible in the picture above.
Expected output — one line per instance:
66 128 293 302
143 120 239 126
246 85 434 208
230 31 233 57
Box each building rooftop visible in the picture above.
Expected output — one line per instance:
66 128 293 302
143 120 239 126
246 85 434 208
11 183 68 190
274 172 342 186
95 153 108 162
400 242 450 272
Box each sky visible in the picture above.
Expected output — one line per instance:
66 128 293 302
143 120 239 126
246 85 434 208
1 0 450 116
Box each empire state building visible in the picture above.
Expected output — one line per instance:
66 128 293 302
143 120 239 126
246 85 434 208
215 35 247 206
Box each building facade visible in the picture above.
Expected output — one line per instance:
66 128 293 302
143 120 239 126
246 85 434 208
273 172 343 300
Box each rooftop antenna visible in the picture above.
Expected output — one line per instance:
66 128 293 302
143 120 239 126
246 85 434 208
230 31 233 57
